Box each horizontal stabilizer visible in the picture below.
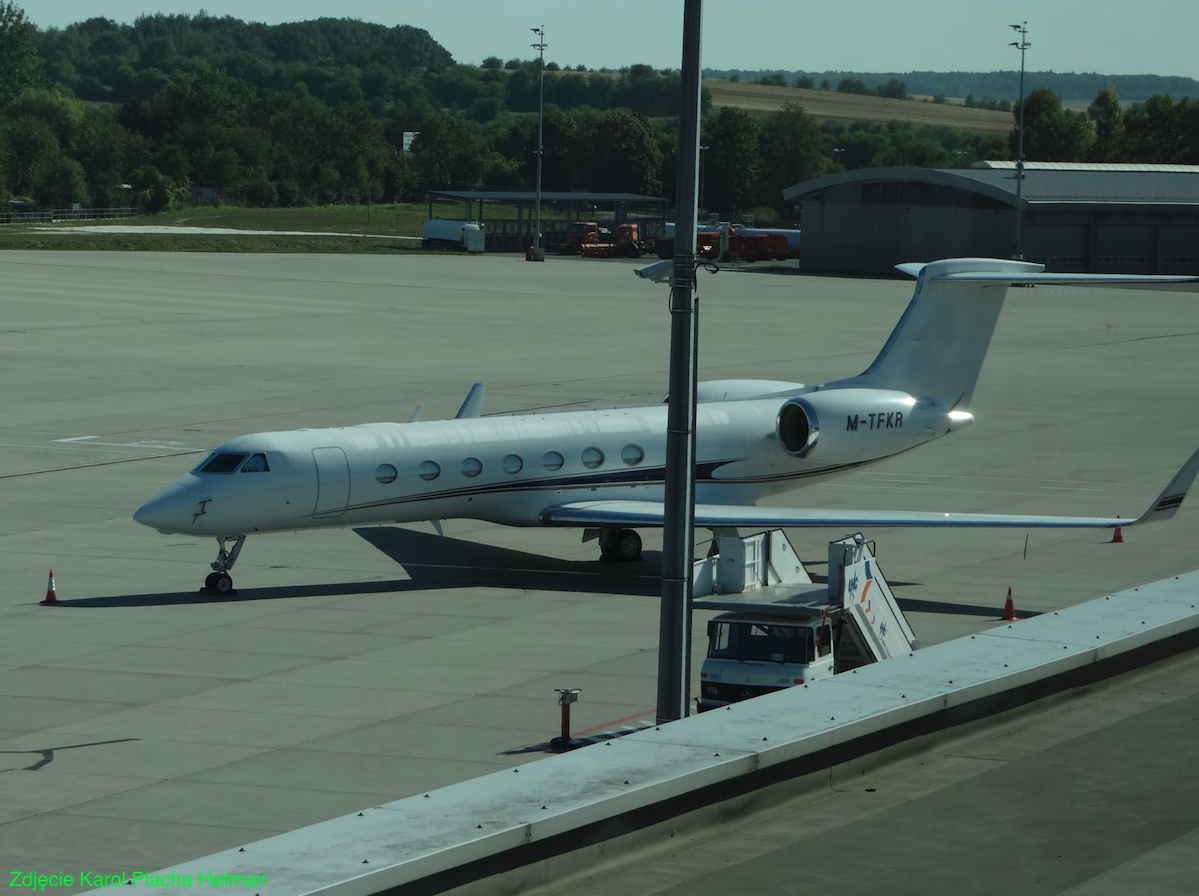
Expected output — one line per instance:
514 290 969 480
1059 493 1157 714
897 260 1198 285
455 382 487 419
540 448 1199 531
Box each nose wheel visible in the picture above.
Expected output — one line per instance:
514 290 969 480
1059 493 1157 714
202 535 245 596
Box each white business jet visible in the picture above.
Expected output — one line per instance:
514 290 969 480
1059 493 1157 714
135 258 1199 594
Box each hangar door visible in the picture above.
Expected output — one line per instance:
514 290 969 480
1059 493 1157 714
1160 226 1199 274
313 447 350 517
1095 224 1155 273
1027 224 1088 272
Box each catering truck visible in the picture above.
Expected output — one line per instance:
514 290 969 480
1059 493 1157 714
693 532 918 711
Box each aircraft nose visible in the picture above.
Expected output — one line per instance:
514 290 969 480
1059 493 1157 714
134 480 200 534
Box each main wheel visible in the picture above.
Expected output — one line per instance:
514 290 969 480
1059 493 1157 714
613 529 642 562
214 573 234 594
203 572 219 593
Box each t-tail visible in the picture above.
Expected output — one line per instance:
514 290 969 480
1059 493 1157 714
826 258 1198 410
826 258 1037 409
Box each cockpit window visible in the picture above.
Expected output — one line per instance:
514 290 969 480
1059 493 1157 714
241 453 269 473
197 453 247 474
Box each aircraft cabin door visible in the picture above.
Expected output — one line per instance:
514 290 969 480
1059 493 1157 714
312 447 350 517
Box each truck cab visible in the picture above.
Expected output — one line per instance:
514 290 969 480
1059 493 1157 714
699 612 834 709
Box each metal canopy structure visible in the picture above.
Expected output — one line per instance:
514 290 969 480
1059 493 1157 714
426 190 668 253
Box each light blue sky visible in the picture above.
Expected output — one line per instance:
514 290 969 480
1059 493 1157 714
29 1 1199 82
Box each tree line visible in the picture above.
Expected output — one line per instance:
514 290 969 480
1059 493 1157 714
2 6 1197 222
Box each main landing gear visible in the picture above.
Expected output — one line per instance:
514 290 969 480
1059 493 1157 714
598 528 642 562
202 535 245 595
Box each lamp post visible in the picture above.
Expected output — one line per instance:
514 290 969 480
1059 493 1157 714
530 26 547 261
698 145 708 217
1009 22 1030 260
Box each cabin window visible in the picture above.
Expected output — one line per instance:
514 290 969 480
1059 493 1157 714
502 454 523 474
375 463 398 484
543 451 564 471
241 453 269 473
197 453 246 474
582 447 604 469
461 457 483 478
418 460 440 481
621 444 644 466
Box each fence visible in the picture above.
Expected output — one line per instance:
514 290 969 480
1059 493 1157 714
0 207 138 226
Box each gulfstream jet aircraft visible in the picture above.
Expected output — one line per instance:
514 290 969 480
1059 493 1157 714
135 258 1199 594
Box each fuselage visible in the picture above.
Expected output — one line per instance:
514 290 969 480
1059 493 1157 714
133 389 958 539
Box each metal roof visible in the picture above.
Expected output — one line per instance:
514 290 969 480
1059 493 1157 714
429 190 667 204
783 165 1199 208
974 160 1199 173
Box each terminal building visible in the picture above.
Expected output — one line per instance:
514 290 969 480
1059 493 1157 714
783 162 1199 275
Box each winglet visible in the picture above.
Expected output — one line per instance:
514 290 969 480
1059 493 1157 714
455 383 487 419
407 405 422 423
1131 446 1199 525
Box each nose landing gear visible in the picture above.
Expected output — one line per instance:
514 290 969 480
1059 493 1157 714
203 535 245 595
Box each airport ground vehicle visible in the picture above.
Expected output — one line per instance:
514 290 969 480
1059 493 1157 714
582 222 653 258
653 225 791 262
421 220 485 252
562 221 654 258
694 532 918 710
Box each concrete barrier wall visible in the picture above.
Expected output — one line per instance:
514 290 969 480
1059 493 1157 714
104 573 1199 896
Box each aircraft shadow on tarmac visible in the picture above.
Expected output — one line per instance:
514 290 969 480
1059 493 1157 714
49 527 662 607
48 528 1035 617
353 526 662 596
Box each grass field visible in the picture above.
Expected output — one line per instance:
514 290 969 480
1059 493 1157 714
705 79 1014 133
0 231 431 253
0 201 550 253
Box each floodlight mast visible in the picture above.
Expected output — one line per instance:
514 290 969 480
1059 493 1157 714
1009 22 1030 260
531 27 547 261
658 0 703 725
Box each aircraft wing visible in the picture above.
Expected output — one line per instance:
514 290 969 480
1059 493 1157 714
540 447 1199 531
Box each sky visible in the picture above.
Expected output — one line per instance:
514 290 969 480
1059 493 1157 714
28 1 1199 82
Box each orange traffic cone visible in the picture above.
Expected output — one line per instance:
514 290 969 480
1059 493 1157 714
1002 587 1016 621
42 569 57 605
1110 515 1124 544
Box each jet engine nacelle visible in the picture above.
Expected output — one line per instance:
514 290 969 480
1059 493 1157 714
776 388 967 461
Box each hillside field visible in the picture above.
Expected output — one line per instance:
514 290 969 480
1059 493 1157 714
704 79 1014 133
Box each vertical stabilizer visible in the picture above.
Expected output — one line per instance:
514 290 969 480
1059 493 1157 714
829 258 1043 408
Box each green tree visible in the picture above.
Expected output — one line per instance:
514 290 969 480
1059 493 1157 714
1012 88 1093 161
836 77 869 95
32 154 88 206
796 75 815 90
0 116 58 197
5 86 87 145
1124 94 1185 163
702 106 760 215
575 109 662 194
410 115 485 190
757 102 825 214
757 73 787 88
872 78 908 100
0 1 41 107
520 105 577 191
1087 83 1124 162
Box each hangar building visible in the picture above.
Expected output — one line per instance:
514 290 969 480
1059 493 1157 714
783 162 1199 275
